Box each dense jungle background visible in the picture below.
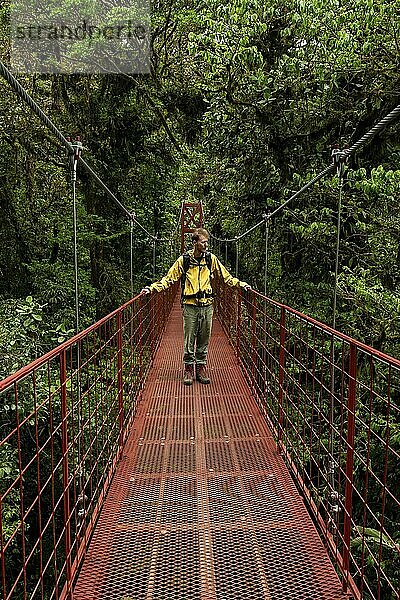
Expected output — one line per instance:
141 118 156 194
1 0 400 376
0 0 399 597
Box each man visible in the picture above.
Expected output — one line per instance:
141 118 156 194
141 228 250 385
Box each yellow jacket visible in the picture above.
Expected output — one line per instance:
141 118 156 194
149 250 248 305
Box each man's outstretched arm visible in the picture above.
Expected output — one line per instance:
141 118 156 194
213 256 251 290
141 256 184 294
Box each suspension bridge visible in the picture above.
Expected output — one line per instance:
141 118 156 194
0 63 399 599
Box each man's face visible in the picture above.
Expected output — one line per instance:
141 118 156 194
194 235 209 255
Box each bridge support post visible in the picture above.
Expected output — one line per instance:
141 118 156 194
138 296 143 384
60 350 73 598
157 294 162 345
150 294 155 355
278 307 286 450
180 202 204 253
236 288 242 356
342 342 357 592
117 311 124 452
251 292 257 380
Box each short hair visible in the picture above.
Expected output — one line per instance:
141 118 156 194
192 227 209 242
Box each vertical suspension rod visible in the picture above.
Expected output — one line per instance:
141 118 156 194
332 158 345 331
264 214 270 297
235 239 239 278
130 215 134 298
68 136 82 334
152 239 156 279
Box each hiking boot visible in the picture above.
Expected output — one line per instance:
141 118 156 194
183 364 194 386
196 364 210 384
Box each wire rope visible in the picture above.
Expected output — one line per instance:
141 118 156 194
209 217 265 244
332 173 344 331
0 61 175 244
79 157 133 220
0 61 73 152
130 219 134 297
327 162 346 525
209 164 335 245
152 239 156 278
3 58 400 289
344 104 400 159
264 216 269 297
71 160 80 333
208 102 400 245
235 240 239 278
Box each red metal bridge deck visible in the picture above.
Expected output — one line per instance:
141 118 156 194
73 301 348 600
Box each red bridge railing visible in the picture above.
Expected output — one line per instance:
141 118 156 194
1 284 399 600
215 285 400 600
0 286 176 600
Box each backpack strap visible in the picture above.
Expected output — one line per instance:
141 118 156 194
205 251 212 273
180 252 191 303
181 251 213 303
183 252 191 273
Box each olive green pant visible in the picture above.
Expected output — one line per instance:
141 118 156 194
183 304 214 365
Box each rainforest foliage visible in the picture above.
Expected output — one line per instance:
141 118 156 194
0 0 400 366
0 0 399 596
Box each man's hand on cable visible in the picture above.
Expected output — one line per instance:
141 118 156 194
242 283 252 292
141 286 151 295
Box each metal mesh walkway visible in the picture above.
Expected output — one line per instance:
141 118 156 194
73 301 349 600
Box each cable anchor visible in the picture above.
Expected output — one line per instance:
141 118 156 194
331 144 348 179
76 491 88 528
327 458 341 527
67 135 83 182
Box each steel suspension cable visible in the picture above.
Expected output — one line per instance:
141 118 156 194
332 172 344 331
327 159 346 525
75 158 173 242
3 59 400 276
209 217 265 244
344 103 400 159
0 61 73 152
0 61 126 220
209 102 400 246
235 240 239 278
79 160 172 243
68 141 84 514
71 154 80 333
0 61 175 244
76 160 171 242
264 216 269 297
209 164 335 245
130 219 134 297
2 60 182 297
79 157 133 220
